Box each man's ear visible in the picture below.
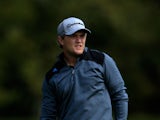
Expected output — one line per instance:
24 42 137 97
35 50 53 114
57 36 64 48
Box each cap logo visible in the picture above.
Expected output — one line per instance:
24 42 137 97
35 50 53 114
66 22 84 28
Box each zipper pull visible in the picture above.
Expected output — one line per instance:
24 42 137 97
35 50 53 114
72 69 75 74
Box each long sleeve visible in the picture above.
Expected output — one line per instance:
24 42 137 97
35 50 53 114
40 79 57 120
103 54 128 120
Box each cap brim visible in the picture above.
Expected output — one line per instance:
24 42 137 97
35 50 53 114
66 28 91 35
65 24 91 35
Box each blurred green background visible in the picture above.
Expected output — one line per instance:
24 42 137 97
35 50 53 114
0 0 160 119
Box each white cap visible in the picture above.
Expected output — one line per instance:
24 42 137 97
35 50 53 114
57 17 91 36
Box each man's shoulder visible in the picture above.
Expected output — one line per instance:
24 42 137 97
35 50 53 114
83 48 105 66
45 60 65 82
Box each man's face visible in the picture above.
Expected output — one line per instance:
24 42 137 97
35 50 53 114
59 31 87 57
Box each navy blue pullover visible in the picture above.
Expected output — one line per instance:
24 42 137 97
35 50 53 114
40 47 128 120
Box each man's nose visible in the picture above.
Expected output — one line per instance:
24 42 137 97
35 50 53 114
75 36 82 41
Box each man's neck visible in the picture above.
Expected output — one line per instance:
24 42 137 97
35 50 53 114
64 53 78 67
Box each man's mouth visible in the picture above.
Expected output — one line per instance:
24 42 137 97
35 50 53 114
75 45 82 48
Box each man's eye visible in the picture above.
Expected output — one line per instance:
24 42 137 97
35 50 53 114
72 35 76 37
66 35 75 37
80 34 85 37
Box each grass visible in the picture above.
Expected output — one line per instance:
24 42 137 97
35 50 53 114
1 114 160 120
128 113 160 120
0 117 37 120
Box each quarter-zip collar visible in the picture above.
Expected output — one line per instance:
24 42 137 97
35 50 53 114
58 47 88 67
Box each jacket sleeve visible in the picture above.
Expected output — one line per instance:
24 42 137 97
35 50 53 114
103 54 128 120
40 79 57 120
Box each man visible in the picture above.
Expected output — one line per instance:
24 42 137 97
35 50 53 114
40 17 128 120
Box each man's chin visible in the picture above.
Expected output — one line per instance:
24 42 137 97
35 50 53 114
73 51 83 57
